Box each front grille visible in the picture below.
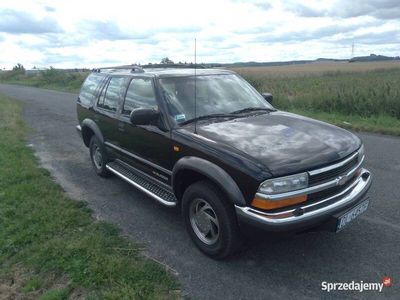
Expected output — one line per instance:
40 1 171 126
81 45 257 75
307 173 357 202
308 154 359 185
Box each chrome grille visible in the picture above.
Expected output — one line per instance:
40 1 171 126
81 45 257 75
307 174 358 201
308 153 359 186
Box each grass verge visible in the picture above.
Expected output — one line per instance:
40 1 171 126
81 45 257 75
0 93 178 299
287 109 400 136
0 68 87 93
0 79 83 93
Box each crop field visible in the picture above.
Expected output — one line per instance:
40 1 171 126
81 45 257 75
232 61 400 77
233 61 400 135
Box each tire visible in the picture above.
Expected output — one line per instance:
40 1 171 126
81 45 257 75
182 180 242 259
89 135 111 177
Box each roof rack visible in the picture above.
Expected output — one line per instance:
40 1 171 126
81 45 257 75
142 63 206 69
91 63 208 74
92 65 144 73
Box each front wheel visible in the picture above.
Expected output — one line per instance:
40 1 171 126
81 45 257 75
182 181 242 259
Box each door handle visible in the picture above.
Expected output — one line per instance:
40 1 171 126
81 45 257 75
118 122 125 132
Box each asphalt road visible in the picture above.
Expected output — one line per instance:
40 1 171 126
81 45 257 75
1 83 399 299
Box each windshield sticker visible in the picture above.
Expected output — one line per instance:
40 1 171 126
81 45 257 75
175 114 186 122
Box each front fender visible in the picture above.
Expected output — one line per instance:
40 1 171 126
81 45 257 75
172 156 246 206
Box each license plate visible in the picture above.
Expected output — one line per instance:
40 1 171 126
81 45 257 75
336 200 369 232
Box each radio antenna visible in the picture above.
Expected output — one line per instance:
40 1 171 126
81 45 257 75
194 38 198 134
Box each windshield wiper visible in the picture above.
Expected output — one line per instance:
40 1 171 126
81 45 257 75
231 107 276 114
179 113 237 125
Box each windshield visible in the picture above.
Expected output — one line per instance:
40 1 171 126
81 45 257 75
159 74 273 124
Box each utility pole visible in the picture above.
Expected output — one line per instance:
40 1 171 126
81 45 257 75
351 42 355 58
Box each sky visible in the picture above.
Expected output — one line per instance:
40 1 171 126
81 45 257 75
0 0 399 69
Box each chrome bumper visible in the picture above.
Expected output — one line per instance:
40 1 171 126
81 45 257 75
235 168 372 231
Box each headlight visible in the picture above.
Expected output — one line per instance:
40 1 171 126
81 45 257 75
258 172 308 195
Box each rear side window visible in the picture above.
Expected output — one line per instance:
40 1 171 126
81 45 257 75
97 77 125 112
79 73 104 106
123 78 157 115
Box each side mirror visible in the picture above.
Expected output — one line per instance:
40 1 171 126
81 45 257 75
130 108 159 125
262 92 273 104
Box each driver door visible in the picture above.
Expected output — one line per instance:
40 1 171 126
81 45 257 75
115 77 173 185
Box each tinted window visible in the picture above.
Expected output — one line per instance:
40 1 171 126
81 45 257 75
79 73 104 106
98 77 125 111
123 78 157 115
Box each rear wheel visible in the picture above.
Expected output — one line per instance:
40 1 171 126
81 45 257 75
182 181 242 259
89 136 111 177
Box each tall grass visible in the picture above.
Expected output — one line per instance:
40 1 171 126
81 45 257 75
241 68 400 120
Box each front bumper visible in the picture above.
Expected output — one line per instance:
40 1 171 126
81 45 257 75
235 168 372 232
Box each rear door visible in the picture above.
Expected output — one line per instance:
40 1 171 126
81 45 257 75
113 76 173 185
94 76 126 147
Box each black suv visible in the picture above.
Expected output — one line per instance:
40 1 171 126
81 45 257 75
76 65 372 258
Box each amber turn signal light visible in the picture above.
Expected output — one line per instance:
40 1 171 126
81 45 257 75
251 195 307 210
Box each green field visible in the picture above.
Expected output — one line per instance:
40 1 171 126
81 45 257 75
0 94 178 299
234 62 400 135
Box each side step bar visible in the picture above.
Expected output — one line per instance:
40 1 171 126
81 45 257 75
106 161 177 207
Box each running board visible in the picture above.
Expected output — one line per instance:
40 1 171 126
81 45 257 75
106 161 177 207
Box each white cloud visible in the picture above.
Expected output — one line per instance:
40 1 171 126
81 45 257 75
0 0 399 69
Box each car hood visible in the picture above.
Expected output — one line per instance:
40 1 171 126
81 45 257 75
194 111 361 176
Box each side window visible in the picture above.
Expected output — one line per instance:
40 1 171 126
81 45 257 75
97 78 109 107
123 78 157 115
98 77 125 111
79 73 104 106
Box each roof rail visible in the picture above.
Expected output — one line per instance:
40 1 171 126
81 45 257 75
92 65 144 73
142 63 206 69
